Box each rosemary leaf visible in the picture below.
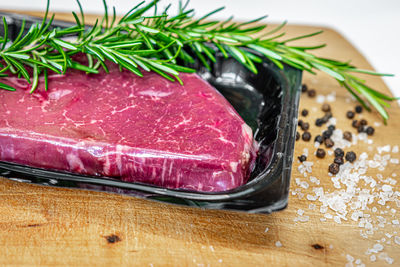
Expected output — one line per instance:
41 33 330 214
0 0 395 121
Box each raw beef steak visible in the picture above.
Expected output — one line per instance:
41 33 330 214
0 65 257 192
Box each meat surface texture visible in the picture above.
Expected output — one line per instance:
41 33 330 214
0 65 257 192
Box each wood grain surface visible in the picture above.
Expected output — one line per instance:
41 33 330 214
0 11 399 266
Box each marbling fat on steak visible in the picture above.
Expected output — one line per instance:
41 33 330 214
0 65 257 192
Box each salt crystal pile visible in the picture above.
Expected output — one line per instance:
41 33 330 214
292 115 399 265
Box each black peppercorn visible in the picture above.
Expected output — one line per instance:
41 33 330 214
307 89 316 97
352 120 359 128
315 118 324 127
301 84 308 93
343 131 352 141
329 163 340 174
324 112 333 119
321 113 332 123
322 130 333 139
355 105 363 113
296 131 300 141
301 109 309 117
316 148 326 158
298 155 307 162
334 148 344 158
345 151 357 163
360 119 367 126
314 135 323 143
334 157 344 165
328 125 336 132
302 131 311 141
322 103 331 112
357 125 364 133
301 122 310 131
366 126 375 136
346 111 355 119
324 138 334 148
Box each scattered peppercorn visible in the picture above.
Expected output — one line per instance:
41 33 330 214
307 89 316 98
322 103 331 112
298 119 304 127
355 105 363 113
324 138 334 148
315 118 324 127
345 151 357 163
301 122 310 131
328 125 336 132
334 148 344 158
366 126 375 136
343 131 352 141
314 135 323 143
357 125 364 133
334 157 344 165
296 131 300 141
298 155 307 162
346 111 355 119
329 163 340 174
301 109 309 117
301 84 308 93
316 148 326 158
322 130 333 139
360 119 367 126
302 131 311 141
321 112 332 123
325 112 333 119
352 120 359 128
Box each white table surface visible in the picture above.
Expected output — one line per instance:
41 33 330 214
2 0 399 98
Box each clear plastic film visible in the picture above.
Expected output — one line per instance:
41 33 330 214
0 64 258 192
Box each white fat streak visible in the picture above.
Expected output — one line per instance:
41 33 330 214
205 125 236 147
103 152 111 175
173 116 193 128
111 105 137 115
168 161 174 177
116 144 123 175
161 158 167 184
66 153 85 171
230 162 238 173
176 172 182 187
48 89 72 100
0 143 15 159
138 90 173 98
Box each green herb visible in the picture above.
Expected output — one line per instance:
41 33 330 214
0 0 397 121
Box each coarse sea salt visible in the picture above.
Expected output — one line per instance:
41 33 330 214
390 158 399 164
275 241 282 247
297 209 305 216
370 255 376 262
316 95 325 103
293 118 399 265
326 92 336 102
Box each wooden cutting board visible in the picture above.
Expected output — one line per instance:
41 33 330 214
0 12 399 266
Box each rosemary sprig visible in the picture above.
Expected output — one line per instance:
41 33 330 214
0 0 397 122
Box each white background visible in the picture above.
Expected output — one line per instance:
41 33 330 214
1 0 399 98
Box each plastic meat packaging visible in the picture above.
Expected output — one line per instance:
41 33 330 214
0 12 302 214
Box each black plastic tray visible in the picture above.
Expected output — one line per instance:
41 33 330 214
0 12 302 214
